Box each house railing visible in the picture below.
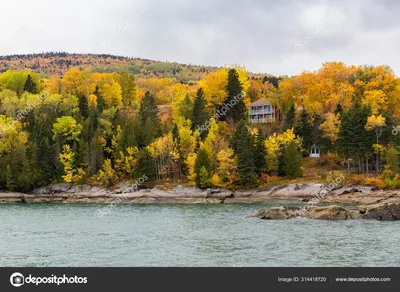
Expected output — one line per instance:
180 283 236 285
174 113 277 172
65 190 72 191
249 116 276 123
249 109 272 115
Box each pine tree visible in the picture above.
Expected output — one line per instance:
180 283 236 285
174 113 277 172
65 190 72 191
294 109 313 151
283 141 302 178
221 69 245 125
253 130 266 175
138 91 161 147
231 119 257 185
191 88 209 139
24 74 38 94
120 117 139 149
5 164 15 191
194 148 211 188
137 149 156 183
284 103 296 130
337 105 374 172
78 94 89 119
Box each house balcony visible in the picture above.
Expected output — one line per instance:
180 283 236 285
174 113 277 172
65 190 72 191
249 115 276 123
249 109 272 115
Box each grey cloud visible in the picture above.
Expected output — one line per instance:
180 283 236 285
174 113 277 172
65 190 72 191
0 0 399 76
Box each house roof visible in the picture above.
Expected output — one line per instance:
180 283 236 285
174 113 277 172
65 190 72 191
310 143 320 150
248 98 272 107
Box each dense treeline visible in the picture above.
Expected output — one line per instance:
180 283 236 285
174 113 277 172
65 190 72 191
0 62 400 192
0 52 222 83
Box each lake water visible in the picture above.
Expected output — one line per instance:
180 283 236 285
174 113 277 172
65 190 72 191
0 204 399 267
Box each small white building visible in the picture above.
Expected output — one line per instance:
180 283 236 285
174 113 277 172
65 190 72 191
309 144 320 158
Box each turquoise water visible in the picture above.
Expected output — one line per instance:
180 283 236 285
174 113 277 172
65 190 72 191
0 204 399 267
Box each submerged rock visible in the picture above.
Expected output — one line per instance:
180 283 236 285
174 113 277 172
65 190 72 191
361 203 400 221
255 203 400 221
305 205 352 220
253 206 297 219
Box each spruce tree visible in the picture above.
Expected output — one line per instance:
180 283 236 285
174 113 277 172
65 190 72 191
231 119 257 185
137 149 156 183
221 69 246 125
337 105 374 171
78 94 89 119
283 141 302 178
294 109 313 151
24 74 38 94
284 103 296 130
138 91 161 146
253 130 266 175
191 88 209 139
194 148 211 188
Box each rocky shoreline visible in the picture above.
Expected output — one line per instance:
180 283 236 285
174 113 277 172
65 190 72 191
253 203 400 221
0 182 399 206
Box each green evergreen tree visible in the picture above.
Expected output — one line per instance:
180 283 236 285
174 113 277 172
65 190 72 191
24 74 38 94
120 117 139 149
337 105 374 171
194 148 211 188
294 109 313 151
191 88 209 139
137 149 156 183
231 119 257 185
253 130 266 175
5 164 15 191
138 91 161 147
78 94 89 119
221 69 245 125
283 141 302 178
284 103 296 130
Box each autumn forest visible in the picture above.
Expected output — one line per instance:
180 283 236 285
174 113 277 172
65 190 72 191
0 54 400 192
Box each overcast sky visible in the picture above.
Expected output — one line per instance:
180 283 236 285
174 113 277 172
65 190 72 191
0 0 399 76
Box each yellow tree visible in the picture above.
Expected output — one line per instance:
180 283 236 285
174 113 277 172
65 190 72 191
100 81 123 108
319 113 341 144
63 67 83 95
264 128 302 173
198 69 228 113
59 144 86 183
362 90 388 115
365 114 387 172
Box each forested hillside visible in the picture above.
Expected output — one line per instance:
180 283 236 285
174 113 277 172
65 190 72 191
0 52 226 83
0 61 400 192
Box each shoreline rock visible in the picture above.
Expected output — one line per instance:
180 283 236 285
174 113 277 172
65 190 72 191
253 203 400 221
0 183 399 205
